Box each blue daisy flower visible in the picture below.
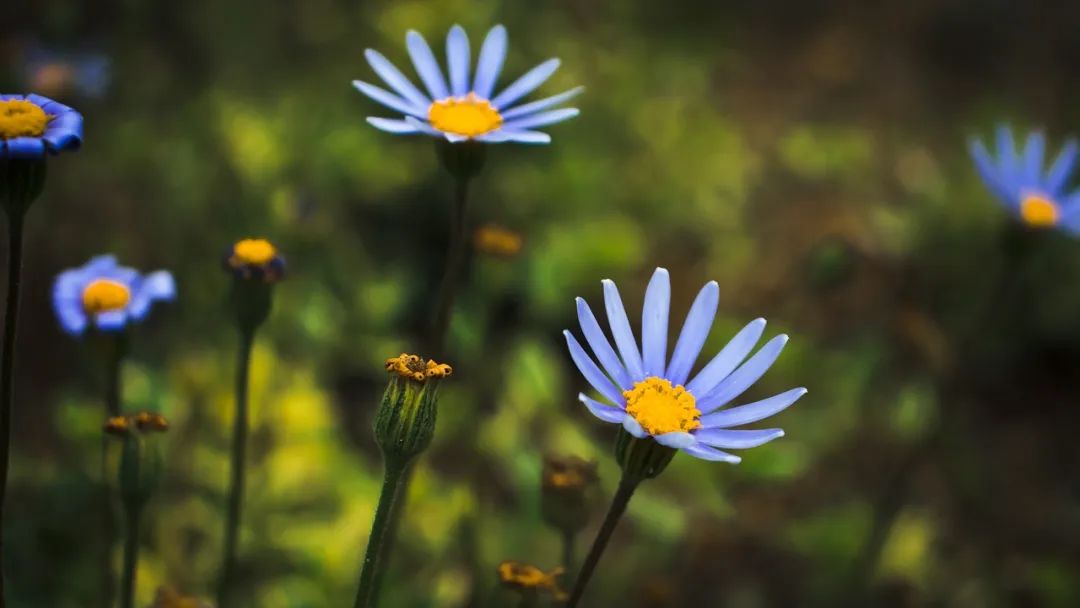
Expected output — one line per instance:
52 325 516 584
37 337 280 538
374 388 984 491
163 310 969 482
0 93 83 158
970 125 1080 232
52 255 176 336
354 24 581 144
564 268 806 464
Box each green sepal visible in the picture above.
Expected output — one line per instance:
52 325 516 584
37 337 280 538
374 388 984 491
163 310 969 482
228 279 274 334
0 157 47 219
373 376 439 461
435 139 486 180
614 428 676 483
117 434 162 510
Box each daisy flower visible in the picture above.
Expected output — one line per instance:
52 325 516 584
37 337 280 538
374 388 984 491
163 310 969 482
970 125 1080 232
564 268 806 464
354 24 581 144
52 255 176 336
0 93 82 157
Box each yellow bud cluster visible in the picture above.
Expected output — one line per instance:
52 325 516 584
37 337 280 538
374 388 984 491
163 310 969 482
384 353 453 382
496 561 567 601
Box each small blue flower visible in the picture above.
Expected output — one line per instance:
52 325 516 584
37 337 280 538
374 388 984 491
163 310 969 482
52 255 176 336
354 24 581 144
0 93 83 158
22 45 111 100
970 125 1080 232
565 268 806 464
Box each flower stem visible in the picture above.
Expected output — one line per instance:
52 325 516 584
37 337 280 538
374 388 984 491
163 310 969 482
119 502 142 608
0 208 26 606
353 457 411 608
427 176 471 357
566 475 641 608
217 326 256 608
100 334 126 608
561 530 577 582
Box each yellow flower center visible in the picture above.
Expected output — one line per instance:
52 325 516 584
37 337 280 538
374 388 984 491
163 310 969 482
385 353 453 382
1020 194 1060 228
623 377 702 436
427 93 503 137
82 279 131 314
0 99 49 140
231 238 277 265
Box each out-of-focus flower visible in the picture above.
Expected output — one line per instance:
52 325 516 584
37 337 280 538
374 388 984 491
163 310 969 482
105 411 168 508
375 353 452 460
223 238 286 283
52 255 176 336
970 125 1080 232
354 24 581 144
22 46 111 99
541 455 597 535
152 585 212 608
564 268 806 465
0 93 82 157
473 223 523 257
496 561 567 601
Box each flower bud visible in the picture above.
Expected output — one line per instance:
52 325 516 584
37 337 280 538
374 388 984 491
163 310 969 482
496 561 567 602
614 428 676 483
105 411 168 509
540 455 597 536
223 238 285 333
374 353 452 462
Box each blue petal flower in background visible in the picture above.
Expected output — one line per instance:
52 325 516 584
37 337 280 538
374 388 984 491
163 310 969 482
354 24 582 144
22 45 111 100
0 93 83 158
565 268 806 464
52 255 176 336
970 125 1080 233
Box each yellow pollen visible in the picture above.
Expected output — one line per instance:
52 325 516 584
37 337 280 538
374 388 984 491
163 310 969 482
82 279 131 314
428 93 503 137
623 377 702 436
0 100 49 140
497 562 567 600
231 238 277 266
385 353 453 382
1020 194 1060 228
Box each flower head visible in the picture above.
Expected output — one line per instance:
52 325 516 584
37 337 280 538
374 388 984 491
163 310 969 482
0 93 82 157
354 25 581 144
375 353 453 461
496 561 567 601
541 455 597 534
224 238 286 283
564 268 806 464
970 125 1080 232
52 255 176 336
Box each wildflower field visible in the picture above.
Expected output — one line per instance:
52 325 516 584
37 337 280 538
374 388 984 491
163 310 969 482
3 2 1080 607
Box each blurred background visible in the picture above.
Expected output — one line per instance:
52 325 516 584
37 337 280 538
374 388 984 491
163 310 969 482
4 0 1080 606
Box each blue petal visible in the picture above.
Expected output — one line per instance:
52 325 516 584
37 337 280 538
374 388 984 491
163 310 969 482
406 30 449 100
579 394 626 423
501 108 579 131
621 415 648 438
699 387 807 429
86 255 119 272
685 318 766 397
366 117 420 134
970 139 1014 206
52 269 90 335
363 49 431 109
472 25 508 99
403 116 442 137
491 58 560 110
666 281 719 386
697 334 789 412
1045 139 1078 195
563 330 624 405
0 94 24 102
1022 131 1046 185
576 297 633 389
446 25 471 97
3 137 45 158
476 129 551 144
352 80 427 119
693 428 785 449
602 279 645 381
641 268 670 377
128 271 176 320
995 125 1018 183
654 431 696 449
681 442 741 463
502 86 585 120
94 310 128 332
1059 191 1080 235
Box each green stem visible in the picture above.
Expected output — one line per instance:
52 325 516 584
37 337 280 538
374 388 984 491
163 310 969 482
561 530 577 582
119 503 142 608
566 475 640 608
427 176 471 357
0 209 25 606
100 334 125 608
353 458 411 608
217 327 256 608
